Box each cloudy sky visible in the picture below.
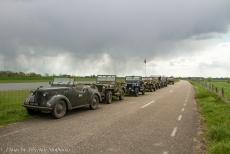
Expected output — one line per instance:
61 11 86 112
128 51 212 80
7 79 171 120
0 0 230 77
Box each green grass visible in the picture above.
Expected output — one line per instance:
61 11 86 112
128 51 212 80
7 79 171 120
0 90 31 126
207 80 230 101
0 76 98 83
192 82 230 154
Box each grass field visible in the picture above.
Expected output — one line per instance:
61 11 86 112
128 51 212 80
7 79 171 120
0 76 97 83
207 80 230 101
192 82 230 154
0 90 31 126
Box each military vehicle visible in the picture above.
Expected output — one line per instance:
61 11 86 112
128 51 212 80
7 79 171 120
159 76 168 87
23 77 101 119
168 77 175 85
151 76 161 89
95 75 126 104
142 77 156 92
125 76 145 96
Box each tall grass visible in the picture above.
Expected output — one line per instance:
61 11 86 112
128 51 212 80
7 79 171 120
0 90 30 126
192 82 230 154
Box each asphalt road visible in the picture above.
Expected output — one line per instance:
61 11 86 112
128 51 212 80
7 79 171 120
0 82 49 91
0 80 199 154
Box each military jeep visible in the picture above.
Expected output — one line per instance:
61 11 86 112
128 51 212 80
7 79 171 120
23 77 101 119
168 77 175 85
125 76 145 96
151 76 161 89
142 77 156 92
160 76 168 87
95 75 126 104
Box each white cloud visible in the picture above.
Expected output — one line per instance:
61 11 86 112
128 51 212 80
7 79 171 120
146 42 230 77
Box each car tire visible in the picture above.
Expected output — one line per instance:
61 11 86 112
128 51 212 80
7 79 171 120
119 90 125 100
26 108 37 116
135 88 139 97
90 95 99 110
150 86 153 92
142 90 145 95
52 100 67 119
106 91 112 104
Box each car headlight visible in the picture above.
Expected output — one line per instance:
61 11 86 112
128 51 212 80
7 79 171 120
43 92 48 97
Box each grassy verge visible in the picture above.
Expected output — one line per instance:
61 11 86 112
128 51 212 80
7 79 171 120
192 82 230 154
207 80 230 102
0 77 97 83
0 90 31 126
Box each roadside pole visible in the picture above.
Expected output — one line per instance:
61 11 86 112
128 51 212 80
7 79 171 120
144 58 147 77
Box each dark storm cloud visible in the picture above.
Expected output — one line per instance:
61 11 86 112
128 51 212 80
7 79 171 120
0 0 230 74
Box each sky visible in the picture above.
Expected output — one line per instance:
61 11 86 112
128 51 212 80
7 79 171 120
0 0 230 77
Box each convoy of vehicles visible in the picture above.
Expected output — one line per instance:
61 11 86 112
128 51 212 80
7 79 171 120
23 76 176 118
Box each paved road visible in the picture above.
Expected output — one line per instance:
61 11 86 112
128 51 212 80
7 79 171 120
0 81 199 154
0 82 49 91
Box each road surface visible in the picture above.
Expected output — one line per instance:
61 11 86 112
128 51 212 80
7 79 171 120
0 82 49 90
0 81 199 154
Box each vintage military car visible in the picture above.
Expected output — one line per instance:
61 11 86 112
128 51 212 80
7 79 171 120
168 77 175 85
95 75 126 104
23 78 101 119
142 77 156 92
125 76 145 96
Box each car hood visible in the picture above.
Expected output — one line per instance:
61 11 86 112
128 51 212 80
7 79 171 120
35 86 70 92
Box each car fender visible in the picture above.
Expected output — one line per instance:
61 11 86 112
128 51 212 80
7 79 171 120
47 95 72 110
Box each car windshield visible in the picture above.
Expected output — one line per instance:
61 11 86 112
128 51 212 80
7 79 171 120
126 76 141 81
143 77 152 81
52 78 74 85
97 75 116 82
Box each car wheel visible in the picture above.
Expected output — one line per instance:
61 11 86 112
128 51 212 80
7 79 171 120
135 88 139 97
26 108 37 116
142 90 145 95
90 95 99 110
52 100 66 119
106 91 112 104
119 90 125 100
150 86 153 92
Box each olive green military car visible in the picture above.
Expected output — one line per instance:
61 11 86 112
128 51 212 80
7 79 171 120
142 77 156 92
23 78 101 119
95 75 126 104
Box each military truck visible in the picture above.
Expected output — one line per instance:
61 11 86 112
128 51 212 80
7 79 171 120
168 77 175 85
142 77 156 92
125 76 145 96
95 75 126 104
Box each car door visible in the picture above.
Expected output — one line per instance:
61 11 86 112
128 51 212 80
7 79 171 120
69 87 89 107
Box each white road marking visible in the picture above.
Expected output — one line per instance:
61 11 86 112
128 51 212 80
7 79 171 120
181 108 185 112
162 151 169 154
178 115 182 121
141 100 155 108
171 127 178 137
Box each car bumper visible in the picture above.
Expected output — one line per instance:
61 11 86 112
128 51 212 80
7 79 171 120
23 105 52 111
